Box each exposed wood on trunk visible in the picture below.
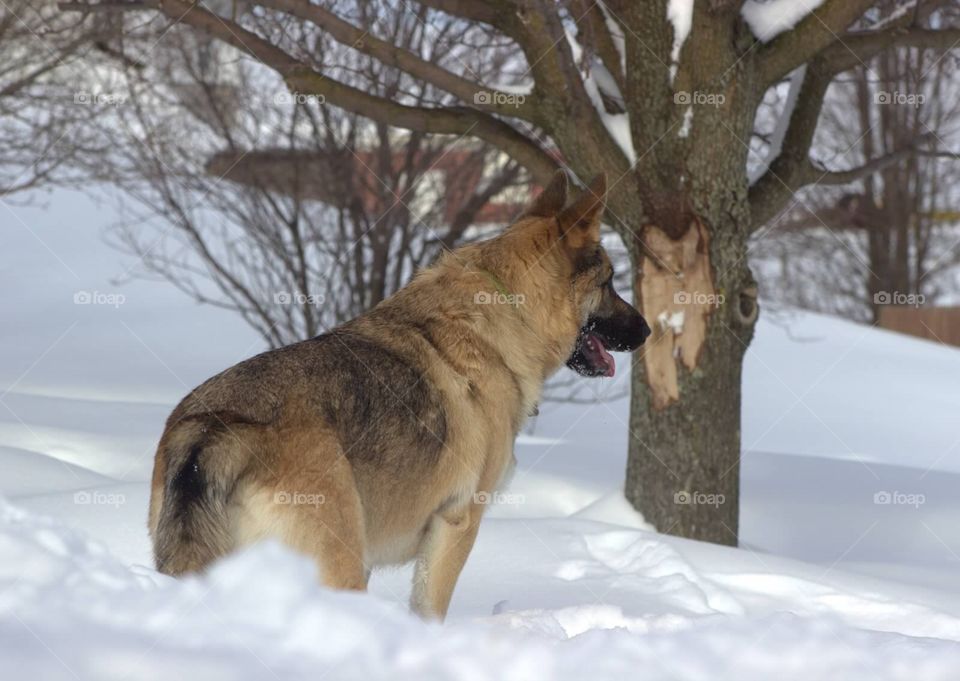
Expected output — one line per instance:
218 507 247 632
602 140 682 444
639 219 717 410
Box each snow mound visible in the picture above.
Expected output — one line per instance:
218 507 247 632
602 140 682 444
4 498 960 680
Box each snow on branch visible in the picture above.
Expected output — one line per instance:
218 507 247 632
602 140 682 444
756 0 877 85
666 0 693 83
564 28 636 166
741 0 827 43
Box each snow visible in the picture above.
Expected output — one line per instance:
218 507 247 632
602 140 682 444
484 82 534 96
678 106 694 138
657 309 685 334
6 495 960 679
864 1 917 31
741 0 827 43
7 514 960 681
5 188 960 677
666 0 694 82
599 112 636 165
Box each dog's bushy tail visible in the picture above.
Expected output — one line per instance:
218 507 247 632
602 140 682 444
150 417 253 576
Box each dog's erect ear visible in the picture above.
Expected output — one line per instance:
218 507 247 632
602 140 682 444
522 169 568 218
558 173 606 247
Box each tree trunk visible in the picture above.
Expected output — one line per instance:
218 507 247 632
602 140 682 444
624 200 757 546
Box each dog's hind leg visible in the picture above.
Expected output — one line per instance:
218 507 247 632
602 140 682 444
409 499 484 620
411 443 519 620
236 430 368 591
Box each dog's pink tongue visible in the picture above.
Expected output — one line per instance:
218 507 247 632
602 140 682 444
587 333 616 377
599 343 615 377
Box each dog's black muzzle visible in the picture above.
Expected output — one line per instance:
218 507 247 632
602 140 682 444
587 309 651 352
566 301 650 378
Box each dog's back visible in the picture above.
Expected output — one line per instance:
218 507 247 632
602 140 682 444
149 314 466 579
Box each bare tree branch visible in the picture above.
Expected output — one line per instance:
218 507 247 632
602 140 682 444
414 0 506 28
811 145 920 184
751 1 960 231
261 0 540 121
758 0 878 85
63 0 560 183
749 64 837 228
818 26 960 75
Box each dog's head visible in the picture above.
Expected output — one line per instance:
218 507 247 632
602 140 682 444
513 170 650 378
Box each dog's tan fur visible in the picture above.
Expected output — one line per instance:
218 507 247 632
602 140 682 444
148 171 619 619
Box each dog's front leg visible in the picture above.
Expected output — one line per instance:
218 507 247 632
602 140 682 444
409 500 483 621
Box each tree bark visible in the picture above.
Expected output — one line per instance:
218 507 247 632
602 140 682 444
625 208 756 545
611 2 759 545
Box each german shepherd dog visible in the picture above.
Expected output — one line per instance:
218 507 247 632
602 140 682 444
148 170 650 620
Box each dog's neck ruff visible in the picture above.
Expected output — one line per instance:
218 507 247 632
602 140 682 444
473 266 543 409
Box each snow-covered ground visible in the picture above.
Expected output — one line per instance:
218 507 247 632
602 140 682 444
3 189 960 678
